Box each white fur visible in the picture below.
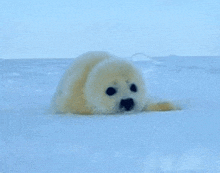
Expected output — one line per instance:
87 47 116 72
51 51 147 114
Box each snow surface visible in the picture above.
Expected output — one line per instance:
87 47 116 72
1 56 220 172
1 0 220 172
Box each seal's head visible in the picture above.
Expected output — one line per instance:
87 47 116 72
84 59 146 114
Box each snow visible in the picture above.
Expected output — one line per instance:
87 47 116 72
1 56 220 172
1 0 220 172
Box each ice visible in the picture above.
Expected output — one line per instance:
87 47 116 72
1 0 220 172
1 57 220 172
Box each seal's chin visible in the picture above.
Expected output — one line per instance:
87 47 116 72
118 108 137 114
116 102 138 114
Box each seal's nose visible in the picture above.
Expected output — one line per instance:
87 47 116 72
120 98 134 111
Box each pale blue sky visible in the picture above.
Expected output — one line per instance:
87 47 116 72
1 0 220 59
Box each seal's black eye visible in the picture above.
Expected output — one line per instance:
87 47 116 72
106 87 117 96
130 83 137 92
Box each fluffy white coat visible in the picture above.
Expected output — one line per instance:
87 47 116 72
51 51 176 114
